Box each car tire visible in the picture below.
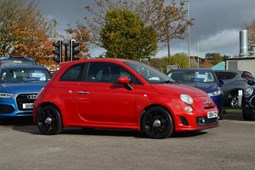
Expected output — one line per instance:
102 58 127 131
36 105 63 135
141 106 173 139
242 110 253 120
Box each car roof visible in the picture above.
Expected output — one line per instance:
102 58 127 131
0 65 47 70
59 58 134 67
168 68 213 73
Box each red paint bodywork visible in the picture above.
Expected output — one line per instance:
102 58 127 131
33 59 218 132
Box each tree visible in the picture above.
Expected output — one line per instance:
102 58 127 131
158 2 193 64
0 0 55 67
82 0 193 59
170 53 189 68
245 19 255 49
205 53 224 65
65 22 90 59
100 9 158 59
160 52 188 73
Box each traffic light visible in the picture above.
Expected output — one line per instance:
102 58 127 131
53 40 62 63
70 40 80 61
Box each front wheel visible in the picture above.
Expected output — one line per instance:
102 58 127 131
36 105 63 135
228 93 239 107
141 106 173 139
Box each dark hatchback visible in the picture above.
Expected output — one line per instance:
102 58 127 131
168 68 224 119
242 80 255 120
214 70 255 107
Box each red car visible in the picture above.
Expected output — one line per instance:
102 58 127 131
33 58 219 139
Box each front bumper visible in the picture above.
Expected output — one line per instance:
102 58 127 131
172 96 219 132
0 93 37 117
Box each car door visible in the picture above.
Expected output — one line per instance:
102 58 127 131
76 62 138 127
57 63 85 122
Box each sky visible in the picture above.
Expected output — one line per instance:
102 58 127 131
36 0 255 58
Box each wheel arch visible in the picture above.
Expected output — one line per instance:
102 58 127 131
35 102 62 122
139 104 175 131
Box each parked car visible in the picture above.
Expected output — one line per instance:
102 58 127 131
0 65 51 118
214 70 255 107
33 59 219 139
242 80 255 120
167 68 224 119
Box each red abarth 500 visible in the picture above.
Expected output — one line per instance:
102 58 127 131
33 58 219 139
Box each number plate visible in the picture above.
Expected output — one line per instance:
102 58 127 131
207 111 218 119
22 103 33 109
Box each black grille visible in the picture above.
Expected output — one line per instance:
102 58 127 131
196 116 218 126
0 104 14 113
16 93 37 110
180 116 189 126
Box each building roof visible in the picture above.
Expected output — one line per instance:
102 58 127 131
211 61 225 70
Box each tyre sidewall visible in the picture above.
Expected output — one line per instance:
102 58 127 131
141 106 173 139
37 105 63 135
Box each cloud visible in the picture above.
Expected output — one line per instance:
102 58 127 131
198 29 239 56
200 29 239 50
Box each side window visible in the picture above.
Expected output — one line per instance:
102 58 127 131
86 62 134 84
217 72 237 80
60 64 84 81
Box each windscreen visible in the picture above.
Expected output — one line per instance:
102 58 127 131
125 61 174 84
0 68 51 82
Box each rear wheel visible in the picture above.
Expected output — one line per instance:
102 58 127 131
141 106 173 139
36 105 63 135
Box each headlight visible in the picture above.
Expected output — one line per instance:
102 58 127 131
180 94 193 104
207 90 222 97
0 93 14 98
244 87 253 97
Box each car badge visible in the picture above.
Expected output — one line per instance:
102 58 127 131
27 94 38 100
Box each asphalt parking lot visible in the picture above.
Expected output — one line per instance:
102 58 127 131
0 110 254 170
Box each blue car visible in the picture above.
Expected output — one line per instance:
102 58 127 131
0 65 51 118
168 68 224 119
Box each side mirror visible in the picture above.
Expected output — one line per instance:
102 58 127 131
118 76 130 84
247 79 255 86
118 76 133 90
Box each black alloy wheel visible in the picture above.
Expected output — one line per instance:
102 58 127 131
141 106 173 139
36 105 63 135
228 93 239 107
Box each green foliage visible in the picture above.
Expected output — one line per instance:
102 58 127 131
84 0 192 58
160 53 189 73
100 9 158 59
170 53 189 68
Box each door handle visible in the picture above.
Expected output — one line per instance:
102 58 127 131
77 91 90 94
